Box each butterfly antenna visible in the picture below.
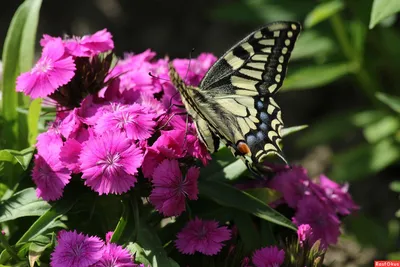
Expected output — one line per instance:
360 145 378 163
148 72 171 82
183 48 195 83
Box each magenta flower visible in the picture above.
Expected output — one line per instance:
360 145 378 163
79 131 143 195
293 196 341 248
16 38 76 98
32 132 71 201
65 29 114 57
95 103 156 140
318 175 359 215
50 230 105 267
172 53 217 85
60 138 82 174
58 109 82 139
149 159 199 216
175 217 231 255
251 246 285 267
297 224 314 247
91 243 134 267
268 166 314 208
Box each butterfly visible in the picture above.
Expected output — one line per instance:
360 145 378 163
168 21 301 176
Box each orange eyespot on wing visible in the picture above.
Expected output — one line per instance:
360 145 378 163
237 141 251 155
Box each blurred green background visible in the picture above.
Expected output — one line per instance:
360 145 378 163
0 0 399 266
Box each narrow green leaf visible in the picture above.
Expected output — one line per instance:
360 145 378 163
282 125 308 137
200 147 237 179
126 243 152 266
0 188 50 223
376 92 400 113
27 98 42 146
291 31 335 61
233 211 260 252
0 147 34 170
304 0 344 28
331 139 400 181
208 159 248 181
199 180 296 230
369 0 400 29
1 1 30 146
17 197 76 243
388 252 400 260
137 220 175 267
282 63 355 91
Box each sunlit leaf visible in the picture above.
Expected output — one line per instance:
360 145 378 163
376 92 400 113
282 125 308 137
291 31 335 61
0 147 34 170
304 0 344 28
330 139 400 181
363 115 399 143
27 98 42 146
369 0 400 29
0 188 50 223
282 63 355 91
389 181 400 193
199 180 296 230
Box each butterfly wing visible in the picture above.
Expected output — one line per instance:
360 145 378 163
199 22 300 167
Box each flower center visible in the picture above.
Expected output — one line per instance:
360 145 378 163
97 152 122 174
32 57 53 74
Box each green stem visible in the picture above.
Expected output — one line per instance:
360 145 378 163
0 233 21 262
330 14 380 106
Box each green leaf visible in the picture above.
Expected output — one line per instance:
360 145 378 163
389 181 400 193
304 0 344 28
199 180 296 230
376 92 400 113
282 63 355 91
17 197 76 243
0 147 34 170
233 211 260 252
126 243 152 266
136 220 176 267
27 98 42 146
207 159 248 181
0 188 50 223
388 251 400 260
28 234 54 267
362 115 399 143
291 31 335 61
1 0 43 149
200 147 237 179
282 125 308 137
369 0 400 29
330 139 400 181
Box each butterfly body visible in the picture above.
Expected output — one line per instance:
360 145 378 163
169 21 301 175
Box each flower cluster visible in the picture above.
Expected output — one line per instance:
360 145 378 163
268 166 359 248
50 230 144 267
18 30 215 219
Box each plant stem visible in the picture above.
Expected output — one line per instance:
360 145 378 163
0 233 21 262
330 13 381 106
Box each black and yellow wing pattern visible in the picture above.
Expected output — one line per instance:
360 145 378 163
169 21 301 175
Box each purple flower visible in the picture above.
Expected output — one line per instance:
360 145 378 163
32 132 71 201
297 224 314 247
293 196 341 249
318 175 359 215
50 230 105 267
175 217 231 255
172 53 217 85
94 103 156 141
79 131 143 195
149 159 199 216
65 29 114 57
16 38 75 98
91 243 134 267
251 246 285 267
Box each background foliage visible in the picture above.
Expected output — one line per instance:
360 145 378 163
0 0 399 266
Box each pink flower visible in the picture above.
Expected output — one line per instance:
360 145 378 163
95 103 156 141
149 159 199 216
268 166 314 208
60 138 82 173
50 230 105 267
175 218 231 255
172 53 217 86
65 29 114 57
251 246 285 267
79 131 143 195
16 38 75 98
318 175 359 215
297 224 314 247
59 109 82 138
32 132 71 201
293 196 341 248
105 232 114 243
91 243 134 267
